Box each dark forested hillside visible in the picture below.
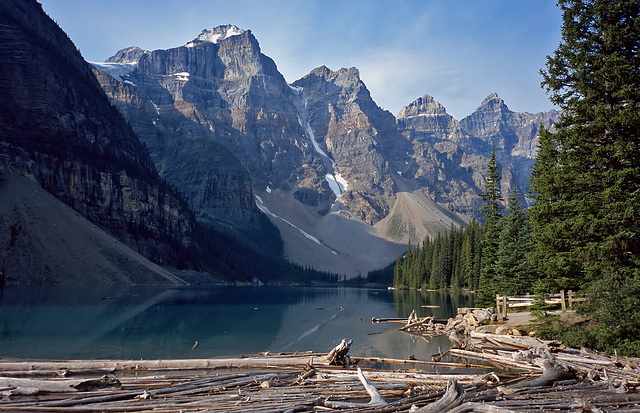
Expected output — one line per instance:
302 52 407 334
393 220 483 291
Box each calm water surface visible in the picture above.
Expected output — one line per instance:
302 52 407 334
0 285 473 363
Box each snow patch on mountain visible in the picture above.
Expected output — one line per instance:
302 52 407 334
290 85 348 202
170 72 190 81
89 62 136 82
186 25 245 47
325 172 348 199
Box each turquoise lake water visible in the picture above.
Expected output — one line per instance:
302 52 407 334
0 285 474 363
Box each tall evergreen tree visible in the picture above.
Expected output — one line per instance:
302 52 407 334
528 126 576 292
462 234 473 289
429 233 442 289
478 147 503 305
533 0 640 354
495 187 535 295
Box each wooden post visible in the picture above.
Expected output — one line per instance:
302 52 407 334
502 295 507 317
568 290 573 309
496 294 500 314
560 290 566 313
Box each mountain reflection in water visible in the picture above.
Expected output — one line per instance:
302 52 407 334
0 285 473 362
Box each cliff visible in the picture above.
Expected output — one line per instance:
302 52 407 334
0 0 200 283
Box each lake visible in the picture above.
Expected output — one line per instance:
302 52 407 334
0 285 474 363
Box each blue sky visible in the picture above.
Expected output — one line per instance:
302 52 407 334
40 0 562 120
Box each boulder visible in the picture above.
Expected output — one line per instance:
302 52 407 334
476 325 500 334
472 309 492 325
463 313 478 327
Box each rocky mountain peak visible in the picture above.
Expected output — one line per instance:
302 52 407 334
186 24 246 47
303 66 361 86
90 22 561 279
396 94 463 141
476 92 511 114
106 46 148 64
397 94 448 118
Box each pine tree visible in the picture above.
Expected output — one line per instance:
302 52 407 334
478 147 503 305
528 126 576 292
429 233 442 289
533 0 640 354
495 187 535 295
393 254 403 288
461 235 473 289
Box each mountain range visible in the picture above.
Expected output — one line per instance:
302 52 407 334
0 1 559 283
94 25 558 277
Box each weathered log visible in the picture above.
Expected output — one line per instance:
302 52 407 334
350 356 492 369
470 331 557 350
447 402 517 413
325 338 352 366
371 317 408 323
0 377 98 394
0 354 320 373
448 348 543 371
324 368 387 409
414 378 464 412
506 359 576 389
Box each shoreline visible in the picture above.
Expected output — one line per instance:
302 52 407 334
0 310 638 411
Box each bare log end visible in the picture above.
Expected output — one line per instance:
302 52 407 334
325 338 352 367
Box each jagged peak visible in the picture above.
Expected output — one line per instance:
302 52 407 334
309 65 332 79
397 94 449 118
186 24 246 47
106 46 148 64
306 65 360 80
477 92 511 113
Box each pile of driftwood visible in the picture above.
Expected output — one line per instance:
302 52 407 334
0 350 505 412
1 334 640 412
372 309 449 337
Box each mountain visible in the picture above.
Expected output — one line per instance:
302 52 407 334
95 27 404 275
0 1 296 284
94 25 559 277
398 93 559 216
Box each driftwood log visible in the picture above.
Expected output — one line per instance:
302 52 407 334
324 367 387 409
326 338 352 366
414 378 464 412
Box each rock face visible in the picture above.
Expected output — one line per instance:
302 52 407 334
93 26 560 276
459 93 558 191
95 26 326 234
292 66 407 225
0 0 200 282
398 93 559 216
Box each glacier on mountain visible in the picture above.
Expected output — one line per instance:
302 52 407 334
89 62 136 82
